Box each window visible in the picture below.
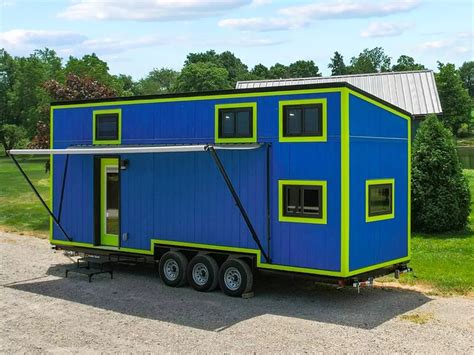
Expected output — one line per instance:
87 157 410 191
279 180 327 224
93 109 121 145
283 104 322 137
215 103 257 143
279 98 327 142
366 179 395 222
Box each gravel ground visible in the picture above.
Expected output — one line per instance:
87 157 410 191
0 231 473 353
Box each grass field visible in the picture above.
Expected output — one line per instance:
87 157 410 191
0 155 472 295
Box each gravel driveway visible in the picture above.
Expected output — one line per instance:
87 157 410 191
0 231 473 353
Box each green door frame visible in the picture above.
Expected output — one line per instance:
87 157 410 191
100 158 119 247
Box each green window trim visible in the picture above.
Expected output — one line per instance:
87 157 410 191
279 98 327 143
366 178 395 223
93 109 122 145
278 180 327 225
215 102 257 143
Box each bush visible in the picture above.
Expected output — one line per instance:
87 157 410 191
412 115 471 232
457 123 470 137
0 124 28 155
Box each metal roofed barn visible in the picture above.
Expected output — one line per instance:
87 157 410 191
236 70 442 119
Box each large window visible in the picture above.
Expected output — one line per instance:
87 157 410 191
366 179 395 222
215 103 257 143
279 98 327 142
93 109 121 145
279 180 327 224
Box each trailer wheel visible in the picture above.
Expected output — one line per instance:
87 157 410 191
187 254 219 292
218 258 253 297
159 251 188 287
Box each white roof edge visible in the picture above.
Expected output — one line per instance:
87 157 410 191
7 144 262 155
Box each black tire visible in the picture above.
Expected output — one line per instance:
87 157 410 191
218 258 253 297
159 251 188 287
187 254 219 292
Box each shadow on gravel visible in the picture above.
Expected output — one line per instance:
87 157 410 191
8 262 431 331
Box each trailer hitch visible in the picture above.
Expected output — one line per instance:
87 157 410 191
352 277 374 294
394 266 413 279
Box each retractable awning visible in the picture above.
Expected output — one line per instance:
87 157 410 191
7 144 262 155
6 143 270 262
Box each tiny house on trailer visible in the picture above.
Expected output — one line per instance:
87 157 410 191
8 82 411 296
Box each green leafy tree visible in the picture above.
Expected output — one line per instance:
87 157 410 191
328 51 347 76
268 63 290 79
392 55 426 72
250 64 269 79
0 124 27 154
137 68 179 95
411 115 470 232
114 74 138 96
458 61 474 97
174 62 231 92
348 47 391 74
0 49 16 127
288 60 321 78
435 62 471 134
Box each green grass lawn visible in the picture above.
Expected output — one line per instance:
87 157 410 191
0 155 472 295
0 155 50 236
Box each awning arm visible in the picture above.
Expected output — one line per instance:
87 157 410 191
7 153 73 241
206 146 271 263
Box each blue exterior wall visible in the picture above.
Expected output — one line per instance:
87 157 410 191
348 94 409 271
52 91 342 272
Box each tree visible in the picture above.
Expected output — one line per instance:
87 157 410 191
328 51 347 76
288 60 321 78
250 64 269 79
0 124 27 154
348 47 391 74
0 49 16 128
392 55 426 72
137 68 179 95
411 115 470 232
114 74 138 96
43 73 116 101
268 63 290 79
174 62 231 92
435 62 471 134
458 61 474 97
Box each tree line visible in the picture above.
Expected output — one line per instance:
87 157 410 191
0 46 472 153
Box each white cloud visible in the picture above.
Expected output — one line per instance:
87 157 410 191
418 31 473 55
250 0 272 6
360 22 413 38
218 17 307 31
220 0 420 32
81 36 166 54
0 29 87 53
279 0 421 20
58 0 251 21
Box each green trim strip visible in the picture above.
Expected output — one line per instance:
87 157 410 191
365 178 395 223
278 179 327 224
214 102 257 143
278 98 327 143
340 88 350 275
100 158 119 247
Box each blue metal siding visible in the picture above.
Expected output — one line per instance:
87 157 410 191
52 91 342 272
349 94 409 271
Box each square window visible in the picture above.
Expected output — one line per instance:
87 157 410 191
93 110 121 144
366 180 395 222
282 183 324 221
283 103 322 137
217 106 254 140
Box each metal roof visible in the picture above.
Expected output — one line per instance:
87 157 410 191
236 70 442 117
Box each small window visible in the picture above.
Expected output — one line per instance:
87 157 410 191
218 108 253 139
283 104 322 137
93 109 121 145
96 114 118 141
279 180 327 224
366 179 395 222
279 98 327 143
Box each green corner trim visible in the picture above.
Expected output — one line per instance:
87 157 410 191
278 179 327 224
365 179 395 223
340 88 350 275
278 98 327 143
100 158 119 246
214 102 257 143
93 108 122 145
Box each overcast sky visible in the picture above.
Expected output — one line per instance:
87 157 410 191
0 0 472 79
